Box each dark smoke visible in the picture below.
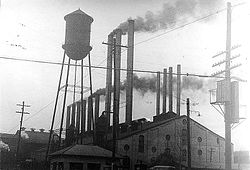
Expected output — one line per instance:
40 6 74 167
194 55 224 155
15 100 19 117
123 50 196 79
92 73 214 97
181 76 203 90
118 0 223 32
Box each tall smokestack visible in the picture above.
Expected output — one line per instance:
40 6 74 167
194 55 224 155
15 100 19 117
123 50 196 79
156 71 161 116
76 101 81 134
87 97 93 131
94 94 100 126
81 100 86 133
105 32 114 126
66 105 71 130
168 67 173 112
114 29 122 126
71 103 76 126
125 20 134 124
162 68 167 113
176 64 181 116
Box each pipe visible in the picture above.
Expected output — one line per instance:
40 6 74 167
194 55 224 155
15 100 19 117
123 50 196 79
104 33 114 127
156 71 161 116
66 105 71 130
177 64 181 116
87 97 93 131
81 100 86 133
168 67 173 112
94 94 100 126
125 20 135 124
162 68 167 113
76 101 81 134
71 102 76 127
114 29 122 127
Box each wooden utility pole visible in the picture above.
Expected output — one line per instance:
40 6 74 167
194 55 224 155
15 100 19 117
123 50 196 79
16 101 30 162
225 2 232 170
186 98 191 170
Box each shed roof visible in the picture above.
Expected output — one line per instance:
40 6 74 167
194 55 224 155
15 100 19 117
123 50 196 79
50 145 122 158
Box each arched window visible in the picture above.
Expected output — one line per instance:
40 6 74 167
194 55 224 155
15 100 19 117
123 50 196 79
138 135 144 153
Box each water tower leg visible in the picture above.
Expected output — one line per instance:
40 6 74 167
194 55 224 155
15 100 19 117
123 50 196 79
59 58 71 145
46 51 66 161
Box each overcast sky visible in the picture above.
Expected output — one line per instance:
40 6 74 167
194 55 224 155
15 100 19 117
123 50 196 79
0 0 249 151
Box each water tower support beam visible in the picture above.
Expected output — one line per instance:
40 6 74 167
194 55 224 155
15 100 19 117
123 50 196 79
46 51 66 161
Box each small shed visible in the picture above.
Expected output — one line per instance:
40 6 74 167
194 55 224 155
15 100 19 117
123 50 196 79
49 144 123 170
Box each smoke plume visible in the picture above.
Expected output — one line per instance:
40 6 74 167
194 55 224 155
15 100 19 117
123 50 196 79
92 73 215 97
118 0 223 32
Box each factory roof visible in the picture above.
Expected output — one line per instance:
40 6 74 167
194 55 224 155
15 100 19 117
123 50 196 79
50 144 122 158
118 114 226 141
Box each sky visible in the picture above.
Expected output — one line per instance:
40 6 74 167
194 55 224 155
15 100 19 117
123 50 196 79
0 0 249 151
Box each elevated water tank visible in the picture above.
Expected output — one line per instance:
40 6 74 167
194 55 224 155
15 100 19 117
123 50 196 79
62 9 93 60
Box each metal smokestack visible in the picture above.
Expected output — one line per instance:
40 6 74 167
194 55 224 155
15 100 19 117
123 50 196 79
114 29 122 126
162 68 167 113
76 101 81 134
81 100 86 133
87 97 93 131
94 94 100 126
104 32 114 126
168 67 173 112
125 20 134 124
156 71 161 116
66 105 71 130
176 64 181 116
71 103 76 126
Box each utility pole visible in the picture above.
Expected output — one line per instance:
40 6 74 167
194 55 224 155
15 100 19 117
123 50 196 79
186 98 191 170
210 3 242 169
225 3 232 170
16 101 30 164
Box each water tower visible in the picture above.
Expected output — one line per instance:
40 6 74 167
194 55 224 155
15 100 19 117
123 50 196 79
62 9 93 60
46 9 94 159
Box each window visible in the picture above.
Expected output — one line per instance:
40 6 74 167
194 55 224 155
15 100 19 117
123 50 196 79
182 129 187 145
217 137 220 144
198 149 202 156
152 146 157 153
138 135 144 153
182 119 187 125
124 144 130 151
165 134 170 141
182 149 187 161
197 137 202 143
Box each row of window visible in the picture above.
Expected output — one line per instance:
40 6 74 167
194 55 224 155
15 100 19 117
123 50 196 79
123 133 220 153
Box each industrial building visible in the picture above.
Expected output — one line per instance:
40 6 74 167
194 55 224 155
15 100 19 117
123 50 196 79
46 9 234 170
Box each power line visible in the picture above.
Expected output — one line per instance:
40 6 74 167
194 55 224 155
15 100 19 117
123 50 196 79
0 55 224 79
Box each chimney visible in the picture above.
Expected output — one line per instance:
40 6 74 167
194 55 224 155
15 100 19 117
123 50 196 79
76 101 81 134
125 20 135 124
87 97 93 131
81 100 86 133
104 32 114 127
168 67 173 112
176 64 181 116
94 94 100 124
71 103 76 127
39 129 45 133
113 29 122 126
156 71 161 116
162 68 167 113
66 105 71 130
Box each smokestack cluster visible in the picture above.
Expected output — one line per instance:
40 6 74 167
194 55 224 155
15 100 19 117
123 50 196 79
65 95 101 145
104 21 134 127
156 65 181 116
118 0 223 33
